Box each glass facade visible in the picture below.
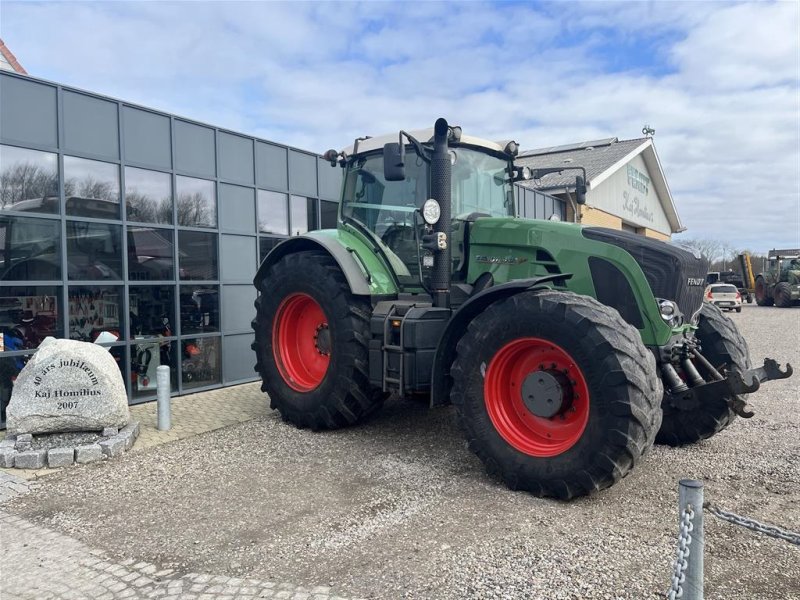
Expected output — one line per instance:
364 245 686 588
0 71 341 425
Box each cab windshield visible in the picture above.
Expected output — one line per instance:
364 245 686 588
341 146 513 239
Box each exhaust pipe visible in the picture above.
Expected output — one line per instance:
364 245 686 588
431 118 452 309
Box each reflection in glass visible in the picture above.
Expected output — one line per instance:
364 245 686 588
257 190 289 235
66 221 123 280
0 216 61 281
181 336 221 389
132 338 177 399
1 354 29 424
178 231 217 280
107 345 127 391
176 176 216 227
129 286 175 337
290 195 315 235
125 167 173 224
68 285 123 342
259 236 286 263
180 285 219 334
0 286 61 350
320 200 337 229
0 145 59 215
128 227 174 281
64 156 120 219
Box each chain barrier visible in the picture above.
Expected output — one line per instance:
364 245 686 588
667 505 695 600
704 502 800 546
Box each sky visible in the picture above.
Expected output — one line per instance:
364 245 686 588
1 0 798 253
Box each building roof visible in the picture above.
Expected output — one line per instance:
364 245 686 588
516 136 684 232
0 39 27 75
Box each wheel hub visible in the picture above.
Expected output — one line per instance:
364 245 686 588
314 324 331 355
521 370 566 418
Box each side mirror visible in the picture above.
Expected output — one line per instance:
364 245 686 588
383 142 406 181
575 176 587 205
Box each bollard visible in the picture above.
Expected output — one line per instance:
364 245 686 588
679 479 704 600
156 365 171 431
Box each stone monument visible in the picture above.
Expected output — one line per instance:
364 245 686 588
6 337 130 435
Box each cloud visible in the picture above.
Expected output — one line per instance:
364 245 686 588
1 0 797 251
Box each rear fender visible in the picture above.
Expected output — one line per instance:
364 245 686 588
430 273 572 406
253 229 399 296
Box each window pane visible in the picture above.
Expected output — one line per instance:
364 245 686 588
129 285 175 337
180 285 219 334
320 200 337 229
535 193 545 220
64 155 120 219
176 176 216 227
0 216 61 280
290 195 312 235
0 286 62 350
0 145 59 215
132 338 177 399
257 190 288 235
1 354 30 424
66 220 123 280
125 167 173 224
68 285 123 342
178 231 217 280
181 336 221 389
128 227 174 281
259 236 286 263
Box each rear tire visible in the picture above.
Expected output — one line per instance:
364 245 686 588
450 290 662 500
252 251 384 429
755 276 773 306
774 282 793 308
656 303 751 446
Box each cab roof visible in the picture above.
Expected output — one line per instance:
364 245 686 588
342 127 512 157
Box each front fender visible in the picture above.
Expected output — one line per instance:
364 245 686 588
253 229 399 296
430 273 572 406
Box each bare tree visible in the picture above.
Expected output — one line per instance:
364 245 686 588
126 192 173 224
674 238 724 263
0 162 59 208
176 192 214 227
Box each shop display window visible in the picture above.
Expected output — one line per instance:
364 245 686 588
125 167 173 224
180 285 219 334
0 216 61 281
128 227 174 281
63 156 120 219
66 221 123 281
0 286 61 350
68 285 123 342
0 145 59 215
178 231 217 280
131 337 177 399
176 176 216 228
129 285 175 338
181 336 220 389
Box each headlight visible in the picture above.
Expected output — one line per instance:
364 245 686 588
422 199 441 225
658 299 683 326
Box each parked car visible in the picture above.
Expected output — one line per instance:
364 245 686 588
704 283 742 312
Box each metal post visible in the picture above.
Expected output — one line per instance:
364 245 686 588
157 365 171 431
679 479 704 600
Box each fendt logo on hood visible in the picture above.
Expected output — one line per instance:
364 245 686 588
687 277 706 286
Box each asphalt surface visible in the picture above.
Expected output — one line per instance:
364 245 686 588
4 303 799 599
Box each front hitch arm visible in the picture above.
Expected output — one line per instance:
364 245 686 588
664 358 793 418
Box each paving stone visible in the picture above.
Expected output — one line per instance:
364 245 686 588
99 436 127 458
102 426 119 437
75 443 103 464
0 447 15 467
13 449 46 469
47 446 75 468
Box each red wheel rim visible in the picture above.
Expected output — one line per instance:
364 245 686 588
272 293 330 392
484 337 590 457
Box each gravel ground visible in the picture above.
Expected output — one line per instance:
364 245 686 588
4 303 799 599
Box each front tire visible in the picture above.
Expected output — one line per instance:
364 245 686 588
656 303 751 446
252 251 384 429
774 282 793 308
450 290 662 500
755 276 773 306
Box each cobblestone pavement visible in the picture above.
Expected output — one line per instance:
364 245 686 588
0 476 356 600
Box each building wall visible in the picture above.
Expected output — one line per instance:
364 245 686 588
0 71 342 422
578 205 623 229
586 153 672 236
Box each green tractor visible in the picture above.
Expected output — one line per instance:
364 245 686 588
755 249 800 308
251 119 792 499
